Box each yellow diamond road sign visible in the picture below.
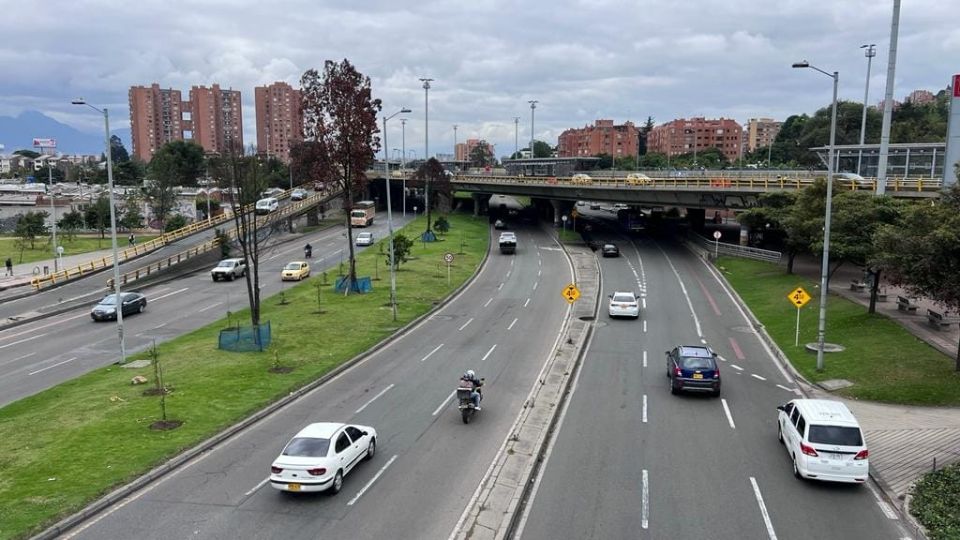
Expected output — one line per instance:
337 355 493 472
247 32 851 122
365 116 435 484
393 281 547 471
788 287 811 308
562 283 581 304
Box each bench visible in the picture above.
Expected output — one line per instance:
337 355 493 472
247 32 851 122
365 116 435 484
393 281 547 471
850 280 867 292
927 309 959 330
897 295 919 313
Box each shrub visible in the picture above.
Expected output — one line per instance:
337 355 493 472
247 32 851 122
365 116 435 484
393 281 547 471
911 462 960 540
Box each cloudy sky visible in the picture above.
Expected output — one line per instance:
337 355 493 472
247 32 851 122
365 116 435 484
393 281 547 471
1 0 956 158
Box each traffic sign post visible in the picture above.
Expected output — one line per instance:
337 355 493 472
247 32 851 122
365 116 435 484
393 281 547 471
787 287 812 346
712 230 722 258
561 283 580 304
444 252 454 286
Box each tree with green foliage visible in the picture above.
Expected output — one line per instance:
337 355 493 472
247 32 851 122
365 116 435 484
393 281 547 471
387 232 413 269
637 152 668 168
120 194 144 231
57 210 84 241
195 197 222 220
14 149 40 159
148 140 205 186
110 135 130 163
468 141 493 168
532 140 552 158
14 211 49 251
84 194 111 243
260 156 290 189
114 159 146 185
164 214 188 232
434 215 450 235
638 116 655 156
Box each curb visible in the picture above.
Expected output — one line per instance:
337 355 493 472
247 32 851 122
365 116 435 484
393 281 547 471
32 223 492 540
902 488 931 540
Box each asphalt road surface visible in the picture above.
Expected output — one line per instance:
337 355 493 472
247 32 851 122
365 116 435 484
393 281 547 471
516 216 913 539
0 217 406 407
63 221 573 540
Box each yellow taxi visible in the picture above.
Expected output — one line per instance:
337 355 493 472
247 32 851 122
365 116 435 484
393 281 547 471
281 261 311 281
625 173 653 185
570 173 593 184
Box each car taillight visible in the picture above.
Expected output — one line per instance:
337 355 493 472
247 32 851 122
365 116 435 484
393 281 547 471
271 466 283 474
307 467 327 476
674 367 682 377
854 449 869 460
713 369 720 379
800 443 819 457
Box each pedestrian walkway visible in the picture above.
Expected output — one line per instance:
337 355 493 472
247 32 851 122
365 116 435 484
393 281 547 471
0 246 119 294
788 254 960 510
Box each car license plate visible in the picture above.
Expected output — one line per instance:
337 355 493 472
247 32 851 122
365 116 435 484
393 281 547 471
288 483 301 492
692 373 703 379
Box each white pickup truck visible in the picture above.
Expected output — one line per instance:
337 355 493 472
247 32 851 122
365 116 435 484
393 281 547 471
211 258 247 281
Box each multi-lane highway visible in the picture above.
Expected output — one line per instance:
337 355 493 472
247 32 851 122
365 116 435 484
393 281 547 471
515 213 912 540
0 217 405 407
61 219 573 539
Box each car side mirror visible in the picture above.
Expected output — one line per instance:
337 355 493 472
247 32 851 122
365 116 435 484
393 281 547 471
712 352 718 357
776 405 785 412
664 351 670 355
608 294 613 299
361 431 368 436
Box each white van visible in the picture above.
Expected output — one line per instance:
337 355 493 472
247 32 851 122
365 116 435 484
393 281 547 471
776 399 868 484
255 197 279 215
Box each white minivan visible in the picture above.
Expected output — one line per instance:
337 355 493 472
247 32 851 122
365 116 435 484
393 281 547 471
777 399 869 484
255 197 279 215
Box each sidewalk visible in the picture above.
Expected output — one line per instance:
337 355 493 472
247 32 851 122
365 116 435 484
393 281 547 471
788 255 960 511
0 246 120 295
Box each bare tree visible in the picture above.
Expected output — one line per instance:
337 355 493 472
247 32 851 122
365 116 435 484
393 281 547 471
296 59 381 292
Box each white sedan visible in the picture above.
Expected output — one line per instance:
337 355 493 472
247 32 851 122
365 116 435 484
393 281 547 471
356 232 375 246
270 422 377 494
608 291 640 319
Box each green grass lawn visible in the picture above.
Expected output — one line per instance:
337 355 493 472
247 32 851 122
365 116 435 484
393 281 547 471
717 257 960 406
0 214 488 540
0 235 159 266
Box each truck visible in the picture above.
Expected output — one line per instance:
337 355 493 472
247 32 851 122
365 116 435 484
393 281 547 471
617 208 646 233
350 200 376 227
499 232 517 254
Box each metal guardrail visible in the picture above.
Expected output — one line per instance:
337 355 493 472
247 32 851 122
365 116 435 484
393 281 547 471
690 233 783 264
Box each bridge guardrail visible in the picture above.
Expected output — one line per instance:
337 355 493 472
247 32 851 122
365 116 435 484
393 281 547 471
689 232 782 264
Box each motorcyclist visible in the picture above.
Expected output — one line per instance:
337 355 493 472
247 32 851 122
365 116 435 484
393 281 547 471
459 370 483 410
304 243 312 258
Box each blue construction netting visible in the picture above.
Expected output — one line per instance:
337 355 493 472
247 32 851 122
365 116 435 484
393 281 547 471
334 276 373 293
218 321 272 352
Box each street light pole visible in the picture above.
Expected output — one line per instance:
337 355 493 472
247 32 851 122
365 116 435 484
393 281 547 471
73 99 125 364
419 78 433 231
453 124 458 169
401 118 407 218
793 61 839 373
876 0 901 195
514 116 520 158
857 44 877 176
383 107 411 321
528 101 538 158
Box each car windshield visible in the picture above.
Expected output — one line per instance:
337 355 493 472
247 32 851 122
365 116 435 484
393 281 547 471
613 294 635 303
604 244 616 250
359 233 371 238
217 261 234 267
681 356 714 370
285 263 301 270
350 210 366 217
283 437 330 457
807 425 863 446
99 295 121 306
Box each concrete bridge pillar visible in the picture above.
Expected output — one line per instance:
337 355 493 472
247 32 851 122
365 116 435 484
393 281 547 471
472 193 492 216
740 223 750 246
550 199 563 227
686 208 706 232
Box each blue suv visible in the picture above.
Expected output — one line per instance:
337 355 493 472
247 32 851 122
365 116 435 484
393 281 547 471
666 345 721 397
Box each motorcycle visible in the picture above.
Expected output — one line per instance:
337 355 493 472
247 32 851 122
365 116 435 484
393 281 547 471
304 244 313 258
456 379 484 424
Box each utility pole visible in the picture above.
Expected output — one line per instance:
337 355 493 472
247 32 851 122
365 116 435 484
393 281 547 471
857 44 877 176
876 0 901 195
528 100 538 158
514 117 520 158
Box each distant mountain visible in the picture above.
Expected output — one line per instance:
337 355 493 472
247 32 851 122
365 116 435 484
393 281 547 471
0 110 129 156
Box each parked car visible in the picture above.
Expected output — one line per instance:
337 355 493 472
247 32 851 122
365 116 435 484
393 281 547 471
355 232 374 246
211 258 246 281
608 291 640 319
281 261 311 281
290 188 309 201
666 345 721 397
91 292 147 321
270 422 377 494
777 399 868 483
601 243 620 257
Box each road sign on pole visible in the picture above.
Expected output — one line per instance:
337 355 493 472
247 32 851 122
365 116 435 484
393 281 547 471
444 252 454 286
787 287 811 346
562 283 580 304
712 230 722 258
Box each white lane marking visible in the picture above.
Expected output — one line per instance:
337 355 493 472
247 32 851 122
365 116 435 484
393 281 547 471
721 398 737 429
0 332 48 349
642 350 647 368
776 384 799 394
641 469 649 529
458 318 474 331
142 286 171 296
151 287 190 302
347 454 398 506
431 390 457 416
481 344 497 361
642 298 647 310
511 259 514 267
13 352 36 362
267 253 282 260
751 373 767 381
0 313 87 341
484 297 493 307
866 481 899 520
657 244 703 338
642 395 648 423
421 343 444 362
198 302 223 313
29 357 77 375
642 320 647 333
537 269 541 277
506 270 511 278
508 318 518 330
244 477 269 496
730 364 744 371
498 283 504 291
750 477 779 540
523 298 530 308
355 384 395 414
533 282 538 290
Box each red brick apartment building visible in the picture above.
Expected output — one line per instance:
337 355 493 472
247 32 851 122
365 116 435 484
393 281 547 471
254 82 303 163
557 119 639 159
647 117 743 162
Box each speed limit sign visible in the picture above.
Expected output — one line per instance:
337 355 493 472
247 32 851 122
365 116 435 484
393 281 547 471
713 230 722 240
443 252 454 264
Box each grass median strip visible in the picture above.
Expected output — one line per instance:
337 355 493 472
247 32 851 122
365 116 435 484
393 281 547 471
0 213 488 540
716 257 960 406
0 235 158 266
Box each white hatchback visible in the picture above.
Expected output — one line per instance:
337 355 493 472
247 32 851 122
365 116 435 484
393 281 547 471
608 291 640 319
356 232 374 246
270 422 377 494
777 399 868 484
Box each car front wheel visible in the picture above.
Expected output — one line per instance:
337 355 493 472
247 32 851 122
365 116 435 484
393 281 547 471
365 438 376 461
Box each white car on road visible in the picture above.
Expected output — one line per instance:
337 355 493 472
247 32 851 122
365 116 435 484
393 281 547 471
777 399 868 484
355 232 375 246
270 422 377 494
608 291 640 319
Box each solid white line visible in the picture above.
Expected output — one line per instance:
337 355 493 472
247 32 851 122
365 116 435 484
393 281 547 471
642 350 647 368
0 313 87 341
498 283 504 290
866 481 899 520
0 332 47 349
420 343 444 362
431 390 456 416
533 282 538 290
642 395 648 423
750 477 779 540
523 298 530 308
481 344 497 361
458 318 474 331
355 384 395 414
198 302 223 313
347 454 398 506
484 297 493 307
641 469 649 529
751 373 767 381
29 357 77 376
721 398 737 429
776 384 796 393
643 320 647 333
657 243 703 337
730 364 744 371
151 287 190 301
244 477 269 496
508 318 518 330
